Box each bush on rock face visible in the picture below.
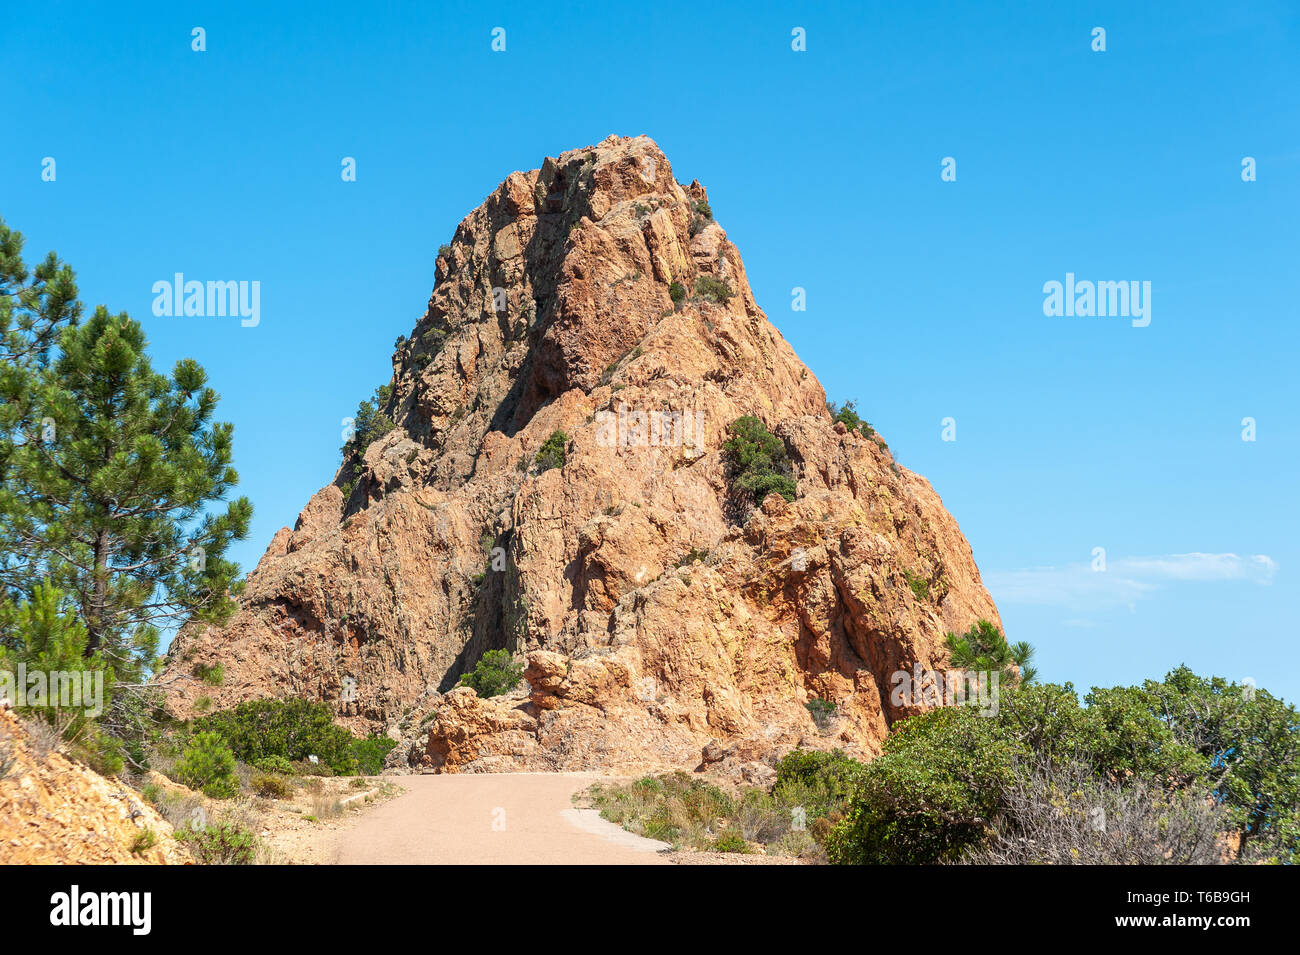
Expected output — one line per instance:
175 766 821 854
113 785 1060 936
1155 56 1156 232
723 416 796 506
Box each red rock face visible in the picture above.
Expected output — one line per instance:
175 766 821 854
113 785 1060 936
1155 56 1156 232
162 135 1002 774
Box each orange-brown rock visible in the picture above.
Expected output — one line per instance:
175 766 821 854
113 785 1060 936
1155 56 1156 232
161 135 1002 775
0 706 191 864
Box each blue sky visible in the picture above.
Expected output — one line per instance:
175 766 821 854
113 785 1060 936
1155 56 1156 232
4 1 1297 701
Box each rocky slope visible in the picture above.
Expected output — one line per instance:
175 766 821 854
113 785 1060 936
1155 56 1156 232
163 135 1002 775
0 705 191 864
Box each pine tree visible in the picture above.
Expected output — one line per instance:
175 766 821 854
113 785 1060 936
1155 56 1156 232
0 218 82 600
0 221 251 690
945 619 1037 684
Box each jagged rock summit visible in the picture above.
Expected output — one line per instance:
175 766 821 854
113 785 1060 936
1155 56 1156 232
163 134 1001 775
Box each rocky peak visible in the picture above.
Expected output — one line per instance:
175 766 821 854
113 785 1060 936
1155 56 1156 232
163 135 1001 776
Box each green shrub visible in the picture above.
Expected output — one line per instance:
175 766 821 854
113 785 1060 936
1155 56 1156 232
773 748 867 820
195 698 359 775
668 281 686 304
903 569 930 602
711 830 749 853
692 199 713 220
534 430 567 472
130 829 157 855
825 704 1017 865
822 672 1288 865
192 661 225 686
172 731 239 799
945 619 1036 683
458 650 524 698
252 755 296 775
826 399 876 438
177 821 258 865
349 735 397 774
805 698 836 730
0 583 123 775
340 383 395 463
250 772 293 799
694 275 732 304
722 416 797 507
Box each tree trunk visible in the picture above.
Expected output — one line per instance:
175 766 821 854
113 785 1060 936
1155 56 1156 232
85 527 109 656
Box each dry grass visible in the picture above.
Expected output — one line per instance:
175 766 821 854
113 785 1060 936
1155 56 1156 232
310 793 343 819
587 771 822 859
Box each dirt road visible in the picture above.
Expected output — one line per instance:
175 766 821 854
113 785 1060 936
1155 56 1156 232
334 773 671 865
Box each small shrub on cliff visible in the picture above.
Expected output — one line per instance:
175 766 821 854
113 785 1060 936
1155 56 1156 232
723 416 797 507
534 430 567 472
826 399 876 438
668 280 686 305
172 731 240 799
340 383 395 463
458 649 524 698
693 275 732 304
805 698 837 730
192 661 225 686
903 569 930 602
130 829 157 856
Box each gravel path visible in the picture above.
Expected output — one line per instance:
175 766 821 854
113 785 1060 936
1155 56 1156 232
335 773 672 865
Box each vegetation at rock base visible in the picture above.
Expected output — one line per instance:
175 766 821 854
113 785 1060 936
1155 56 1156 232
825 668 1298 865
250 771 293 799
588 754 865 860
722 416 796 507
668 280 686 304
251 754 296 775
193 696 392 776
589 667 1298 866
349 734 397 774
458 649 524 698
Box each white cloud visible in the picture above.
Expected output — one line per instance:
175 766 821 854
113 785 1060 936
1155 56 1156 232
986 552 1276 612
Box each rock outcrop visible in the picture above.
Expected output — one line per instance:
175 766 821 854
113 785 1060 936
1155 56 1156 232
162 135 1001 775
0 705 191 864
